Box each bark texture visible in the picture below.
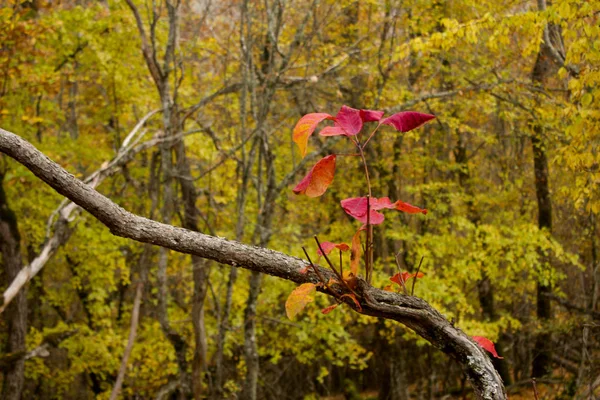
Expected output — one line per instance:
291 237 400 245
0 173 26 399
0 128 507 400
530 3 562 377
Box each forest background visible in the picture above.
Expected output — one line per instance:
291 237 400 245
0 0 599 399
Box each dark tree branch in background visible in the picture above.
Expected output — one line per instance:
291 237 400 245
0 128 507 400
542 293 600 320
387 80 512 113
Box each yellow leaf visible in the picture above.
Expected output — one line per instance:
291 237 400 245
285 283 316 320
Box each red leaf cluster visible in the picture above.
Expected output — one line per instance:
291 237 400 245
320 106 384 137
291 105 434 158
341 196 427 225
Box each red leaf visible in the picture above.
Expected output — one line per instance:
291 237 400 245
321 304 339 314
319 126 347 137
382 111 435 133
359 109 385 122
395 201 428 215
292 113 333 157
341 197 385 225
335 105 363 136
285 283 317 320
293 155 336 197
370 197 398 210
390 271 424 287
472 336 504 359
317 241 350 256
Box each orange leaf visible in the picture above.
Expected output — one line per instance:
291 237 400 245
321 304 339 314
395 201 427 215
472 336 504 359
343 272 358 289
340 293 362 311
383 284 395 292
293 155 336 197
285 283 317 320
292 113 333 157
350 229 362 275
390 271 425 287
327 277 340 286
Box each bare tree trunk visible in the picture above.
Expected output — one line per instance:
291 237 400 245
0 174 26 400
530 5 563 375
191 257 209 398
242 271 262 400
530 132 553 378
125 1 197 395
213 71 255 396
109 266 145 400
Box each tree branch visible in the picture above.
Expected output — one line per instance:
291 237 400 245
0 128 506 400
0 109 169 313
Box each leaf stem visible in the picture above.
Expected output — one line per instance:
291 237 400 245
394 252 408 295
362 123 382 149
411 256 425 296
354 137 374 284
314 236 358 296
366 195 372 283
302 246 337 298
335 153 361 157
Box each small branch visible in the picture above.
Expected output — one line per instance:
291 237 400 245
394 252 408 295
542 293 600 320
0 110 174 314
301 247 327 286
313 236 352 294
411 256 424 296
532 378 540 400
109 281 143 400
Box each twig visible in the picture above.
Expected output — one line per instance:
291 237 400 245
302 247 327 286
314 237 344 282
366 195 372 284
411 256 424 296
314 236 358 297
532 378 540 400
109 281 144 400
394 252 408 295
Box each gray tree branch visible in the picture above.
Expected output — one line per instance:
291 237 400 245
0 128 506 400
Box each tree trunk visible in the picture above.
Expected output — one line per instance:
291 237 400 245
0 174 26 400
530 13 561 377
